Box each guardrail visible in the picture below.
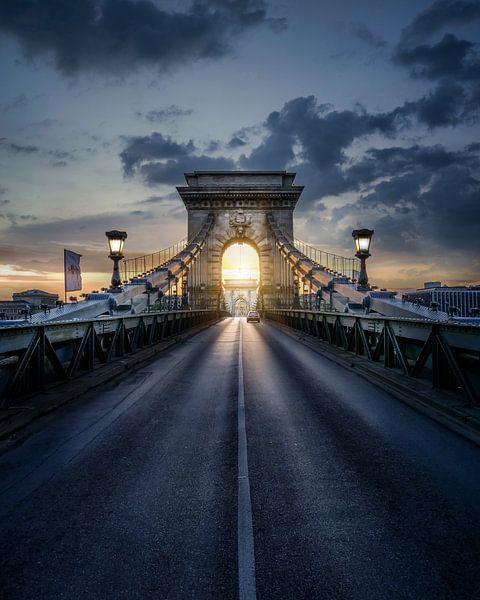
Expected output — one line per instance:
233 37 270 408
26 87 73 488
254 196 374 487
294 238 360 281
0 309 219 405
266 309 480 405
122 238 188 281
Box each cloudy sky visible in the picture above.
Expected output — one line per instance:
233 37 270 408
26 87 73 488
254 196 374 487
1 0 479 297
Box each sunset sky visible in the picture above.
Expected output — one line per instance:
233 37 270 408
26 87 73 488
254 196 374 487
1 0 479 298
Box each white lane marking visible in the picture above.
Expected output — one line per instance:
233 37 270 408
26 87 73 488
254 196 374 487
237 319 257 600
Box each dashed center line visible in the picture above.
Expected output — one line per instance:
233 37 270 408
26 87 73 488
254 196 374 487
237 319 257 600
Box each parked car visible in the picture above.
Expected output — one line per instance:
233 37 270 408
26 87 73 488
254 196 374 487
246 310 260 323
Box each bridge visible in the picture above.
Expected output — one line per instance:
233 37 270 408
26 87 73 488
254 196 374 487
0 172 479 599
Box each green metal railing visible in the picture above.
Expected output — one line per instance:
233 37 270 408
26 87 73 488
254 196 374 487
266 309 480 405
0 309 218 405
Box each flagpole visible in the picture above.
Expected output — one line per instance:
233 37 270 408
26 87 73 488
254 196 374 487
63 249 67 304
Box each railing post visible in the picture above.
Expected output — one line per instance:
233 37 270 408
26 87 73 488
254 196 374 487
37 326 46 391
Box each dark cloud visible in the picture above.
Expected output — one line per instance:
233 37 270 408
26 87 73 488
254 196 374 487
391 0 480 134
399 79 470 127
345 144 473 189
121 130 235 185
315 143 480 259
1 141 39 154
120 132 195 176
233 95 480 263
140 155 235 185
392 0 480 133
398 0 480 48
227 136 248 149
240 130 295 169
0 0 285 76
205 140 221 152
117 90 479 269
121 91 478 193
140 105 195 122
0 139 79 168
239 92 471 180
394 33 480 81
240 96 403 172
49 149 75 160
350 22 386 48
232 124 264 141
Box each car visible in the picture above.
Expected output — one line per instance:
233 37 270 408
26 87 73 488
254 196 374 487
246 310 260 322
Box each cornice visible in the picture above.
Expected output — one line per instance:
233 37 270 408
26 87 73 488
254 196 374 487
177 187 303 210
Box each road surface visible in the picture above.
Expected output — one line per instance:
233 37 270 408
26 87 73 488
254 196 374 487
1 318 479 599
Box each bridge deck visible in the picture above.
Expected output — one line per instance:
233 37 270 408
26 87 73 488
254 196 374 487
0 318 479 598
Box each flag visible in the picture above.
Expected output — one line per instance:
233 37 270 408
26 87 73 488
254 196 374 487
64 249 82 292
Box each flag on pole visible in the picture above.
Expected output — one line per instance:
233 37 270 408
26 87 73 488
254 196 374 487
64 249 82 292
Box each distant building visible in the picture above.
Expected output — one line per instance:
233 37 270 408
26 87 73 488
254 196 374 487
0 300 31 320
223 278 258 316
12 289 59 308
403 283 480 317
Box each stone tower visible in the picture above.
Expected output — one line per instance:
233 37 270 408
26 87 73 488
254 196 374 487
176 171 303 308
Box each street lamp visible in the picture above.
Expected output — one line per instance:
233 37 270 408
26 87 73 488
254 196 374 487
105 230 127 290
352 228 374 290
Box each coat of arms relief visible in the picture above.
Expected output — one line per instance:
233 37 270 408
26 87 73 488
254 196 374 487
229 210 252 238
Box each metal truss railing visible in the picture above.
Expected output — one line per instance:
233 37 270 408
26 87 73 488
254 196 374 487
294 238 360 282
0 310 218 405
122 238 188 282
266 309 480 405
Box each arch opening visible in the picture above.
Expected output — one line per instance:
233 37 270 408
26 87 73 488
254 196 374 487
222 243 260 316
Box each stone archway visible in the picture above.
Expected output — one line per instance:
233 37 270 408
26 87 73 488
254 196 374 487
176 171 304 307
234 297 248 316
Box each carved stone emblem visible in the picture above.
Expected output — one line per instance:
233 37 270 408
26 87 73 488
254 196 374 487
229 210 252 238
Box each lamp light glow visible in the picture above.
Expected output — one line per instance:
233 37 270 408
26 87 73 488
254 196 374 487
352 228 374 290
105 230 127 289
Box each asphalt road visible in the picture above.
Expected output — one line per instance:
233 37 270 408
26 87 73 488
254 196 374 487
0 317 479 600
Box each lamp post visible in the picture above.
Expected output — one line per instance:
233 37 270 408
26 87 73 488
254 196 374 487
293 275 301 308
276 283 281 307
105 230 127 291
181 267 189 309
352 228 374 290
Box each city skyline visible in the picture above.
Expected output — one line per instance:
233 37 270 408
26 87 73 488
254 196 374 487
1 0 480 298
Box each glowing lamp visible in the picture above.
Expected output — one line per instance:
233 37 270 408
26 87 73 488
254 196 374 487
352 228 374 289
105 230 127 289
352 229 373 256
106 230 127 257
